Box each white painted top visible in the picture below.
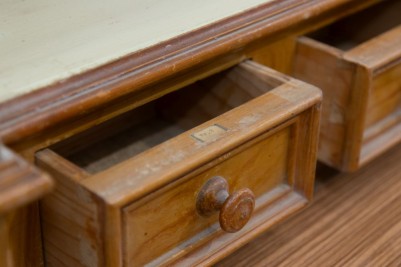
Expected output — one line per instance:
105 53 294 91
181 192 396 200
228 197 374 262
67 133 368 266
0 0 272 103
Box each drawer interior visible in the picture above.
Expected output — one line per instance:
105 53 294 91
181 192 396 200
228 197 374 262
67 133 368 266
52 63 284 174
308 0 401 51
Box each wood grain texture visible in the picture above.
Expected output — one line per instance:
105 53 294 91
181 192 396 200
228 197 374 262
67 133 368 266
0 2 389 266
0 0 378 148
0 144 53 214
58 62 284 174
0 144 53 266
292 37 354 168
123 126 291 266
292 1 401 171
11 54 246 163
249 36 297 75
216 142 401 267
81 61 321 205
35 61 321 266
351 26 401 165
0 204 44 267
364 63 401 129
36 150 103 267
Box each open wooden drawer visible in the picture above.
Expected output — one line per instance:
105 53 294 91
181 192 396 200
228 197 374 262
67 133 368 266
35 61 321 266
292 0 401 171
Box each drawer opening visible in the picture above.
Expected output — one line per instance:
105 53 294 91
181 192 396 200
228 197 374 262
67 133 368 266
52 62 284 174
308 0 401 51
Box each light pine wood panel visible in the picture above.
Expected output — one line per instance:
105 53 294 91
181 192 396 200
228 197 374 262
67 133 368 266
216 142 401 267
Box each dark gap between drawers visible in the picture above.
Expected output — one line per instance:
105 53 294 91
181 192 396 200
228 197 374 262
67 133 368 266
308 0 401 51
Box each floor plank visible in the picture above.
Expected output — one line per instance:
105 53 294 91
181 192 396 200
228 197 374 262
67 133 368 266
217 142 401 267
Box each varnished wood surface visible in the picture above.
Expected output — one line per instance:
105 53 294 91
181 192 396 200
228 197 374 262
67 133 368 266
0 144 52 266
196 176 255 233
292 0 401 171
292 37 351 169
36 150 103 267
0 144 53 214
0 0 378 147
81 61 321 205
35 61 321 266
123 126 292 266
217 141 401 267
0 204 44 267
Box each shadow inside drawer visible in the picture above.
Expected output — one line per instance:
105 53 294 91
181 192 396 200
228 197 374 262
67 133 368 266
51 65 282 173
308 0 401 50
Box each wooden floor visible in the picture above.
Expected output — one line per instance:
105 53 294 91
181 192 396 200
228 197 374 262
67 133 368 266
217 142 401 267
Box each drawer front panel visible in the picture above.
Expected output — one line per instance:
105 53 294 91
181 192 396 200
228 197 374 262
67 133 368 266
359 58 401 162
123 125 292 266
365 62 401 134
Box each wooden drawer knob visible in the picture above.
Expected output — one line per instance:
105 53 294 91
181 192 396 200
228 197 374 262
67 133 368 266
196 176 255 233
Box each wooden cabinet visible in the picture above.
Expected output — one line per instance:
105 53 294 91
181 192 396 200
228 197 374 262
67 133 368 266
292 0 401 171
2 0 401 266
35 61 321 266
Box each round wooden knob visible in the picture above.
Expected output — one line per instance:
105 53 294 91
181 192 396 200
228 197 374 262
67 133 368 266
196 176 255 233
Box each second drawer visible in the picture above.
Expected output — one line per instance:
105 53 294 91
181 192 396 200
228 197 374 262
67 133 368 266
293 0 401 171
36 61 321 266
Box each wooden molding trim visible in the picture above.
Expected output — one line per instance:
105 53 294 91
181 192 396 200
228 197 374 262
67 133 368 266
0 0 380 144
0 144 53 214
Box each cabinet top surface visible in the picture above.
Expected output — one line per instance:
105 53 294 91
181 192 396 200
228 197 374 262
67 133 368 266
0 0 273 103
